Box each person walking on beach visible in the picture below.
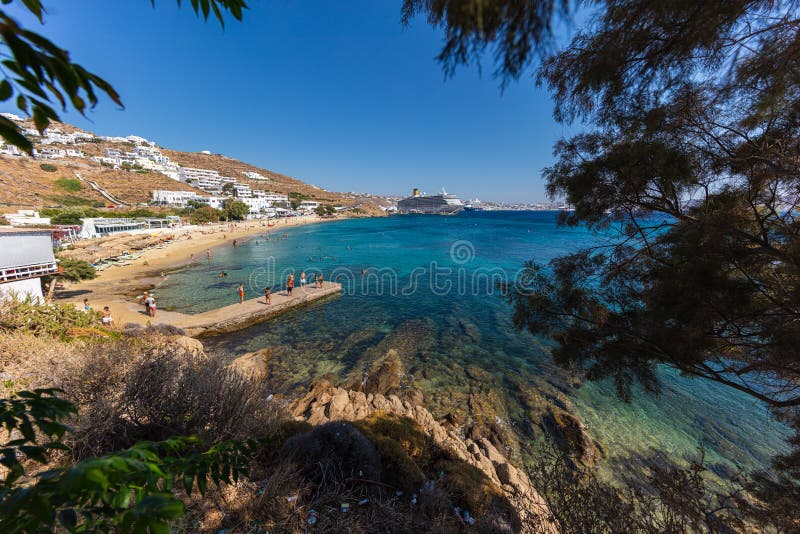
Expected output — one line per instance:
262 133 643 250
238 283 245 304
300 271 306 289
145 294 157 318
233 239 237 248
101 306 114 327
206 249 211 262
265 286 271 305
287 274 295 296
141 291 150 315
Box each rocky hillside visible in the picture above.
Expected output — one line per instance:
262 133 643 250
0 119 390 214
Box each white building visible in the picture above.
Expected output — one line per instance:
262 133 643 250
105 148 123 159
35 147 66 159
242 171 269 181
298 200 321 212
0 143 23 157
179 167 220 182
65 149 85 158
151 190 201 207
126 135 150 145
232 183 252 197
194 196 224 209
0 229 58 304
0 112 24 122
4 210 51 226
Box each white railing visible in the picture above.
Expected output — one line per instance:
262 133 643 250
0 261 58 282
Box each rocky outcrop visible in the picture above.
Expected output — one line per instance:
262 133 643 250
289 379 558 533
229 347 272 379
543 409 602 469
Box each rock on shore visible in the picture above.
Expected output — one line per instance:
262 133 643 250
288 378 558 533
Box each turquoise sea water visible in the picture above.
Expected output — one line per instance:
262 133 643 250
156 211 790 477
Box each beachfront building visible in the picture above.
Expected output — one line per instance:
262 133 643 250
3 210 51 226
151 190 201 207
0 229 57 304
298 200 320 212
194 196 224 209
65 149 85 158
79 218 147 239
260 193 289 205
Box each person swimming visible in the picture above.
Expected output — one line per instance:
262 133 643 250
219 271 228 277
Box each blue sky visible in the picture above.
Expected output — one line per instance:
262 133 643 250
2 1 570 203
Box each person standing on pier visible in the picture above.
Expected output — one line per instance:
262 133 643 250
300 271 307 289
238 283 245 304
265 286 271 305
287 273 295 296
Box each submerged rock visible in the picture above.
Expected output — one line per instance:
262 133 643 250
542 409 602 469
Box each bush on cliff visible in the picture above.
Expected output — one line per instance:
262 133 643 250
0 388 254 533
0 300 101 339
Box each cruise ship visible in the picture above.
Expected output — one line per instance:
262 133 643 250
397 188 464 215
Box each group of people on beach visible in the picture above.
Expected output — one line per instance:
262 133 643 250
83 298 115 327
234 270 325 305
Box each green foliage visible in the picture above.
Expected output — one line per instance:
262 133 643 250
39 163 57 172
54 177 82 192
0 388 255 533
0 0 248 153
57 258 96 282
49 209 84 225
401 0 567 83
314 204 335 217
0 300 100 339
223 199 248 221
189 205 222 224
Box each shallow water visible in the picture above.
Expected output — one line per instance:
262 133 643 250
157 211 790 476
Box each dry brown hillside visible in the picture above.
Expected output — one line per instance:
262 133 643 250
0 156 197 209
0 120 388 215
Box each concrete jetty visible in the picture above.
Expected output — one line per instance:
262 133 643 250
115 282 342 337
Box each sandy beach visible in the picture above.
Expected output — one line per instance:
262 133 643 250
55 214 335 327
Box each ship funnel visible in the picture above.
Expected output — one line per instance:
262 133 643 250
413 188 419 197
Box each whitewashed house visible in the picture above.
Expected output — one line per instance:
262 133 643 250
151 190 201 207
0 229 57 304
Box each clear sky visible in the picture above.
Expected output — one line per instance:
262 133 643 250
1 1 570 203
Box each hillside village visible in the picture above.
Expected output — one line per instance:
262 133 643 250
0 113 392 219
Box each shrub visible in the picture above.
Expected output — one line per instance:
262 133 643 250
54 177 82 192
39 163 57 172
49 210 83 225
0 388 254 534
0 300 100 339
58 337 285 459
56 258 96 282
190 206 222 224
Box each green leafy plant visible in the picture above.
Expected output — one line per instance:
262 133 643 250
0 388 256 533
39 163 57 172
189 205 222 224
56 258 96 282
222 199 248 221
